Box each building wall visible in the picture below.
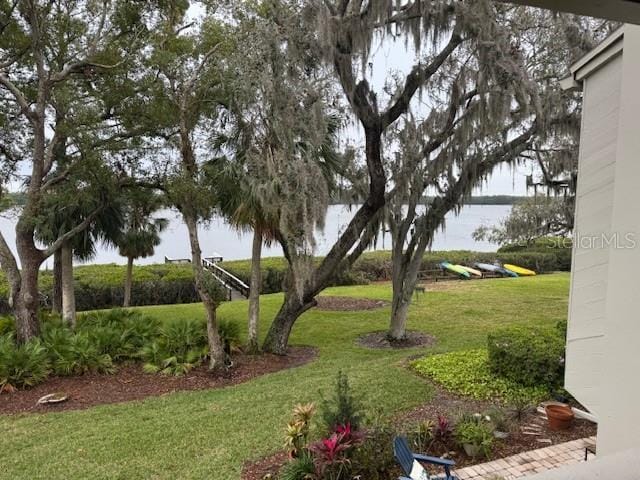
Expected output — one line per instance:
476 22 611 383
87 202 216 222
597 26 640 456
565 53 622 416
566 25 640 456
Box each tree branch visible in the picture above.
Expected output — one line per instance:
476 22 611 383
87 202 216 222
0 72 35 121
43 205 104 259
381 29 464 128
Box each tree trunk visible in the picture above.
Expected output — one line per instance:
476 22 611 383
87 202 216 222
123 256 134 307
60 242 76 327
11 224 44 343
262 291 316 355
13 259 41 343
52 250 62 314
389 299 411 340
262 127 385 354
247 227 262 353
184 213 226 371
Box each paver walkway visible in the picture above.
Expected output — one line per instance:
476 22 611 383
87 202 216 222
453 436 596 480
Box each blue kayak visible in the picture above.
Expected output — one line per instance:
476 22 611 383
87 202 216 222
474 262 518 277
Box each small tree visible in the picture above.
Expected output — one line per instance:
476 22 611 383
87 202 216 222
473 196 573 247
143 6 235 371
116 191 168 307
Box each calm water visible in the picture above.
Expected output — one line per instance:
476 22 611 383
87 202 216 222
0 204 510 267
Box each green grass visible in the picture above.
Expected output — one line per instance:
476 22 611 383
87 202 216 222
0 273 570 479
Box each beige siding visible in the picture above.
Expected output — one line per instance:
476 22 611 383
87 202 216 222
565 54 623 413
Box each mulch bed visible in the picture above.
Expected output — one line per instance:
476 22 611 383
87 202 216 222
242 451 290 480
357 330 436 349
395 383 597 469
314 296 388 311
0 346 317 415
242 382 597 479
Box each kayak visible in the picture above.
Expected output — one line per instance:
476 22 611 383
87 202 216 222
440 262 471 279
474 262 519 278
503 263 536 276
458 265 483 277
474 263 501 273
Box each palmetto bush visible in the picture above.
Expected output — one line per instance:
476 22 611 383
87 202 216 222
140 317 242 375
78 309 160 360
140 319 208 376
0 335 51 389
0 308 243 387
42 327 114 376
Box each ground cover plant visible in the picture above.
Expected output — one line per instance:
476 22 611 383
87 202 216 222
411 349 548 402
0 274 571 479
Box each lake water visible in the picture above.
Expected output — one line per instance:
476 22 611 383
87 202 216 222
0 204 511 267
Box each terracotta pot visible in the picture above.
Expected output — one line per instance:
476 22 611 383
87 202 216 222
545 404 574 431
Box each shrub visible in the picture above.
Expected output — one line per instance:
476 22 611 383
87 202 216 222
349 426 397 480
284 403 316 457
412 349 546 402
0 335 51 389
140 318 209 375
217 319 241 351
279 451 315 480
0 247 570 313
319 371 365 433
487 326 565 388
78 309 160 360
309 424 364 480
42 327 114 376
0 264 199 314
486 407 511 433
455 414 494 458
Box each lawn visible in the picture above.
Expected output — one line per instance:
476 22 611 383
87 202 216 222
0 274 569 480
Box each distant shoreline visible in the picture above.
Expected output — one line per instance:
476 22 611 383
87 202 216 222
5 191 522 208
329 195 526 205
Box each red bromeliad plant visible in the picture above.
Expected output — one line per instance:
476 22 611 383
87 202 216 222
310 424 365 480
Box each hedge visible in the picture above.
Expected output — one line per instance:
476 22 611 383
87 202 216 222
498 237 572 271
0 264 199 314
220 249 570 294
0 246 571 313
487 325 565 389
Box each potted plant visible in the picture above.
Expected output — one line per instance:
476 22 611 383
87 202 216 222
545 404 574 431
455 414 494 458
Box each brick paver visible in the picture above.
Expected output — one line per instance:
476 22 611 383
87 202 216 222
453 436 596 480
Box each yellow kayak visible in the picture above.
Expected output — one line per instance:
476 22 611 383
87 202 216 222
503 264 536 276
458 265 483 277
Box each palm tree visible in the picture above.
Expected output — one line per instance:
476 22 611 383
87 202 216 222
36 192 123 326
116 191 168 307
212 113 344 353
214 164 278 353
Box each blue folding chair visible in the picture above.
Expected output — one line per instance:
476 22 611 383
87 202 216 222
394 436 458 480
